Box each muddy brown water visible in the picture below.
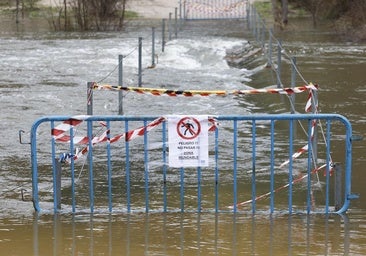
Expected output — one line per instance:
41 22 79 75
0 17 365 255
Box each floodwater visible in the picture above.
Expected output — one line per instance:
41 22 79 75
0 15 366 255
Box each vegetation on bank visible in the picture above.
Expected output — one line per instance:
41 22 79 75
255 0 366 42
0 0 138 31
1 0 365 41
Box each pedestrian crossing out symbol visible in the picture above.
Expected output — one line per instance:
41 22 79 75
177 117 201 140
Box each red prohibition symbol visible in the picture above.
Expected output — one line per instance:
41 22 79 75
177 117 201 140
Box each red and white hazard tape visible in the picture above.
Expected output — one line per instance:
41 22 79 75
51 115 88 139
56 116 218 162
229 163 333 209
279 144 309 169
52 116 107 145
62 117 166 161
278 117 317 169
305 90 313 112
305 89 319 113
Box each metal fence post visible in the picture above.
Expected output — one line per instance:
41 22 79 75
290 57 296 113
55 159 62 211
312 89 318 165
151 27 156 67
87 82 93 115
334 163 342 211
183 0 186 19
252 7 256 37
175 7 178 38
87 119 94 213
118 54 124 115
162 19 166 52
261 20 266 48
257 22 261 43
277 40 282 88
268 28 273 67
246 5 250 30
169 12 172 41
138 37 142 87
179 0 183 29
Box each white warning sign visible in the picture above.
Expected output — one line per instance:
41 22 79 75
168 115 209 167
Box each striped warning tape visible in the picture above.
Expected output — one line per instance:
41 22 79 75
279 144 309 169
230 162 334 209
305 89 318 113
72 116 166 161
52 115 107 144
91 82 318 97
51 115 88 139
56 116 219 162
278 118 317 169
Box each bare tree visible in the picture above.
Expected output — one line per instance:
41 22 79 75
64 0 67 30
281 0 288 25
46 0 127 31
294 0 325 27
15 0 20 23
271 0 289 29
70 0 126 31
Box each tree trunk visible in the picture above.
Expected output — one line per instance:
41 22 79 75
271 0 288 30
119 0 127 29
64 0 67 30
281 0 288 26
271 0 279 24
16 0 20 23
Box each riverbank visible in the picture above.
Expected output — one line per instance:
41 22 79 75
6 0 366 41
38 0 260 19
125 0 179 19
37 0 180 19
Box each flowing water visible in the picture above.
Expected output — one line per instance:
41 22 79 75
0 16 366 255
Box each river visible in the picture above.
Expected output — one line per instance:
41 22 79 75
0 15 365 255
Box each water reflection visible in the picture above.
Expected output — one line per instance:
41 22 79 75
0 212 356 255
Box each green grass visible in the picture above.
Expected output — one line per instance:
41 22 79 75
252 1 311 21
253 1 273 20
124 10 139 19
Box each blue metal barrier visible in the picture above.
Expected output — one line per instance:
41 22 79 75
28 114 357 214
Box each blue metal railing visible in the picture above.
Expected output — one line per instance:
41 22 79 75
28 114 357 214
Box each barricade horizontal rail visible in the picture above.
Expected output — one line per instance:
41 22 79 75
28 114 357 214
